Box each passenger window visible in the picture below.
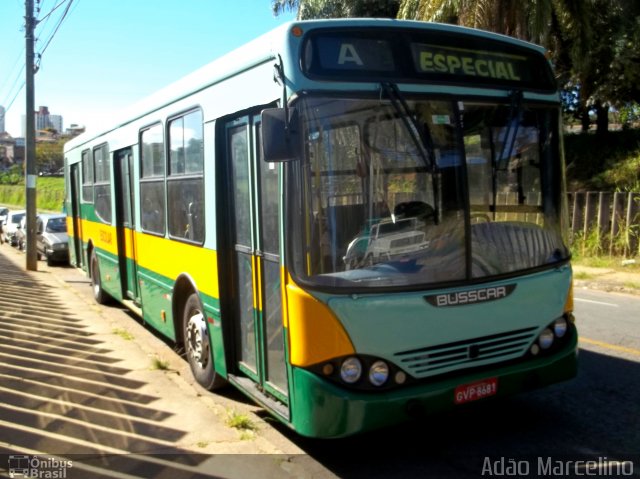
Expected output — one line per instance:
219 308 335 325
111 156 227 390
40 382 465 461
81 149 93 202
93 144 112 223
140 124 166 235
167 110 204 243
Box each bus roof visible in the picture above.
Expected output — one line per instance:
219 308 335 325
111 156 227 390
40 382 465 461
65 19 549 152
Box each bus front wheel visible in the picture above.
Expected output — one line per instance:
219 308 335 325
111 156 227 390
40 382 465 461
183 293 226 390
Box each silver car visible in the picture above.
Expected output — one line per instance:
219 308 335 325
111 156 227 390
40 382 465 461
5 210 26 247
36 213 69 265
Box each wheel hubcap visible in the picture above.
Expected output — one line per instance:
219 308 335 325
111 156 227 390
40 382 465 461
186 311 209 370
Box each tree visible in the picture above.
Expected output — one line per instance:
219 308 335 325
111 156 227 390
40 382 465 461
36 140 64 174
272 0 399 19
397 1 640 136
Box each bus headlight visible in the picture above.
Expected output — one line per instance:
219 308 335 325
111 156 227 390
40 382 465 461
368 360 389 386
538 329 554 349
553 317 568 338
340 357 362 384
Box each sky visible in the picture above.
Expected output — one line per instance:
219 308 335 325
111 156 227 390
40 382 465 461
0 0 296 137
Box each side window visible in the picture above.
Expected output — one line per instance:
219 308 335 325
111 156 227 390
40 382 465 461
81 149 93 202
167 109 204 243
94 144 112 223
140 123 166 235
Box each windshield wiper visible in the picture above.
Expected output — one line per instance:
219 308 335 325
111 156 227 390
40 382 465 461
381 82 436 171
496 90 524 170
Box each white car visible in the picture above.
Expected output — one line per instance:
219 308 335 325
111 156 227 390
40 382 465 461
344 217 430 269
5 210 26 247
0 207 8 226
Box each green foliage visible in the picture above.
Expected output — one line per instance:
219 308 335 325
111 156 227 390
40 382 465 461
0 166 23 185
151 357 170 370
226 410 256 430
36 140 65 174
272 0 399 19
564 129 640 192
571 220 639 260
619 102 640 130
113 328 134 341
0 176 64 212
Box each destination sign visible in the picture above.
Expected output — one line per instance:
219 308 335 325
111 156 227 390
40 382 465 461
302 28 556 92
307 36 396 74
412 44 527 82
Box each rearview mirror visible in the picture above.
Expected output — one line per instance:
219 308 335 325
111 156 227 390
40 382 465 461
261 107 300 162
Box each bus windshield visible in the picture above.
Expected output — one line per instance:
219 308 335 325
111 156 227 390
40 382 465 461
291 95 569 289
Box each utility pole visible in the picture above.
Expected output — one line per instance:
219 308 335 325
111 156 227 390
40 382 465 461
25 0 38 271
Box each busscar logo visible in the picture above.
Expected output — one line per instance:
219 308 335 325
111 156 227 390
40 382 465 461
425 284 516 307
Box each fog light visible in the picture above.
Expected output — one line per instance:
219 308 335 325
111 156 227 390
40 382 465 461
340 357 362 384
538 329 554 349
395 371 407 384
530 343 540 356
553 317 568 338
368 360 389 386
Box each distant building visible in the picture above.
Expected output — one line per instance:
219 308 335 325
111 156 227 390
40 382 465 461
0 132 16 170
0 105 5 133
65 124 85 138
49 115 63 133
23 105 64 136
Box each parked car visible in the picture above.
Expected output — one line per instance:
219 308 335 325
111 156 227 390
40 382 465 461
0 207 8 244
36 213 69 265
5 210 26 247
16 216 27 250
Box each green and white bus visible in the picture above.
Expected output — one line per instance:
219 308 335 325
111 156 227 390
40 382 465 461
64 19 577 438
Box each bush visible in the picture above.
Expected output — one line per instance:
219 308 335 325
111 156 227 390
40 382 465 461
564 128 640 192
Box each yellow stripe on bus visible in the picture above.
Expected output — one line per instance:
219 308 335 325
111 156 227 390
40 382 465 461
75 218 219 299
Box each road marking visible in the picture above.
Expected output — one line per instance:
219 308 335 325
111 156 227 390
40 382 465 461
580 337 640 357
574 297 619 307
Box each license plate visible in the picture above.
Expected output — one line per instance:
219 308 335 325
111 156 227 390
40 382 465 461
454 377 498 405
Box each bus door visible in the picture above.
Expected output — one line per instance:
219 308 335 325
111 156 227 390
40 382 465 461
69 163 83 268
113 148 140 303
225 114 289 406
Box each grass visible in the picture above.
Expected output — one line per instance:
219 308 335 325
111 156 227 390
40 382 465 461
113 328 134 341
573 271 595 280
150 357 170 370
0 176 65 212
572 254 640 272
225 409 257 439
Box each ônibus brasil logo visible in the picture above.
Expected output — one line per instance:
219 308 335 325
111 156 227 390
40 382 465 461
7 455 72 478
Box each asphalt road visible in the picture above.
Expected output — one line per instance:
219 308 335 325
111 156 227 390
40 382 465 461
1 243 638 478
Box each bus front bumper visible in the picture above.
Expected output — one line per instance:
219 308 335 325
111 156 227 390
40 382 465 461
289 327 578 438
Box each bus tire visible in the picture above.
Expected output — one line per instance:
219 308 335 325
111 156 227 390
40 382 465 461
90 251 110 304
183 292 226 390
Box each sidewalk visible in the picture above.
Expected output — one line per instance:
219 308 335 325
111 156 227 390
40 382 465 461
0 244 332 478
572 262 640 295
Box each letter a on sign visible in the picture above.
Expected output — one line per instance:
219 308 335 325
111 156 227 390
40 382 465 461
338 43 364 66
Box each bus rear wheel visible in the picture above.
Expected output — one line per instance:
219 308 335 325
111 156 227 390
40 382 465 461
90 251 110 304
183 293 226 390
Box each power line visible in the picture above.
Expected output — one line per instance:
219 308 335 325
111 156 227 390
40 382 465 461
4 81 26 115
36 0 74 63
1 60 26 110
37 0 67 24
0 48 26 101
